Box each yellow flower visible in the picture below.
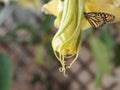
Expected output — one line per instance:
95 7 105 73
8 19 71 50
85 0 120 22
41 0 120 76
42 0 84 76
52 0 84 76
42 0 120 29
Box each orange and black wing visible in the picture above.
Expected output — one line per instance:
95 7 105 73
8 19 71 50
103 12 115 22
84 12 115 29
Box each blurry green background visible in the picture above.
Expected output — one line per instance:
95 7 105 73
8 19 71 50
0 0 120 90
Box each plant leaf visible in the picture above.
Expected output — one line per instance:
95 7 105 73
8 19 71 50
90 36 111 87
100 27 114 57
0 54 12 90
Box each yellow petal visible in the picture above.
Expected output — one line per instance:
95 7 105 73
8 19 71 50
52 0 84 76
41 0 59 15
85 0 120 22
42 0 120 30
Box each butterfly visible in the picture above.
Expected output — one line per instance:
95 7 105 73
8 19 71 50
84 12 115 29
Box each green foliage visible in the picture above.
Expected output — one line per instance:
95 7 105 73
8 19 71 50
0 54 12 90
100 27 114 57
89 27 114 88
36 16 55 67
90 36 111 87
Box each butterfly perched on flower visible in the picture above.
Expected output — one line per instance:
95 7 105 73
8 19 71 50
84 12 115 29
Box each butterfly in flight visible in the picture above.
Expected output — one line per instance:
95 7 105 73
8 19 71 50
84 12 115 30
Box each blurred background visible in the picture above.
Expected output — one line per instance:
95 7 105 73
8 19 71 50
0 0 120 90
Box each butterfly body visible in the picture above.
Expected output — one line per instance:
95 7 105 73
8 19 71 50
84 12 115 29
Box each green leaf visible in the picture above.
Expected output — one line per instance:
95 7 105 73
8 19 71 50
0 54 12 90
90 36 111 87
100 28 114 57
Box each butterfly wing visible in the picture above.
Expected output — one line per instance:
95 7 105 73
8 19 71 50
84 12 106 29
103 13 115 22
84 12 115 29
